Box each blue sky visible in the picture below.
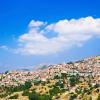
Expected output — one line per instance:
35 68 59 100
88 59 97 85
0 0 100 72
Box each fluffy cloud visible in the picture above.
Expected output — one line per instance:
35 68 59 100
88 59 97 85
15 17 100 55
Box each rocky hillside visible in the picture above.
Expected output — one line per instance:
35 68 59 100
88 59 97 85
0 56 100 100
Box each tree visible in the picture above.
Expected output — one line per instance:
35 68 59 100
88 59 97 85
54 75 60 79
69 75 79 86
94 84 99 88
67 62 73 64
61 73 67 79
24 81 32 89
55 81 64 88
49 86 60 96
29 91 39 100
5 70 9 74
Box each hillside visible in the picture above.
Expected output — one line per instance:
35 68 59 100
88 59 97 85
0 56 100 100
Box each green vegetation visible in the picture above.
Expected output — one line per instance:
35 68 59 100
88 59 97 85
54 75 60 79
29 90 39 100
0 81 32 98
69 74 79 86
22 89 51 100
61 73 68 79
0 73 100 100
49 86 61 96
89 96 92 100
97 94 100 100
33 80 41 85
69 92 77 100
9 94 18 99
22 90 30 96
67 62 73 64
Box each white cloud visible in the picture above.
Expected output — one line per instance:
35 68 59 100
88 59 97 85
0 45 9 50
13 16 100 55
28 20 46 28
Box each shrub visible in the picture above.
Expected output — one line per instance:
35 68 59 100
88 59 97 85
9 94 18 99
22 90 30 96
96 89 99 93
97 94 100 100
29 90 39 100
24 81 32 89
55 81 64 88
34 80 41 85
61 73 67 79
94 84 99 88
39 94 51 100
54 75 60 79
89 96 92 100
69 75 79 86
49 86 60 96
69 93 77 100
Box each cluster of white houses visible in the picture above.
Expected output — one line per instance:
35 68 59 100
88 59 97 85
0 56 100 87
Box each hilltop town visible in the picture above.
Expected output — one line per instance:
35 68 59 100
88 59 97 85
0 56 100 100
